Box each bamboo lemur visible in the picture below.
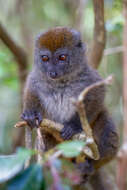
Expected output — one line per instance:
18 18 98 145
21 27 118 176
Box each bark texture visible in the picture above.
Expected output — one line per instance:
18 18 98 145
88 0 106 69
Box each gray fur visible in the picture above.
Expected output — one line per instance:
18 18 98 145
23 26 105 125
25 60 104 124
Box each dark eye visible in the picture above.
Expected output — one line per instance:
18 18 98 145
59 54 66 61
41 55 49 62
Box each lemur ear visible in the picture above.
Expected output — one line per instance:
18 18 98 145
71 29 81 43
70 29 85 50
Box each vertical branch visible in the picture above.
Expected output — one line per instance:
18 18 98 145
88 0 106 69
123 0 127 148
117 1 127 189
36 128 45 163
63 0 87 34
74 0 88 33
25 127 32 168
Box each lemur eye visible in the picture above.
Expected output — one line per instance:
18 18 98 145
41 55 49 62
59 54 66 61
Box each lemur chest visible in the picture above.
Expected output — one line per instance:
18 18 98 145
41 90 77 123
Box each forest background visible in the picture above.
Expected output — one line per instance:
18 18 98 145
0 0 125 189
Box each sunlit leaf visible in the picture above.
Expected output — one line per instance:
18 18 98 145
57 141 85 157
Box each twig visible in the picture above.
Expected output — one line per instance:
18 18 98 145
104 46 123 56
50 150 63 160
71 75 113 160
25 127 32 168
15 121 27 128
36 128 45 163
78 75 113 103
15 119 86 143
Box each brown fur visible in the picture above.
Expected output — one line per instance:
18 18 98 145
37 27 74 52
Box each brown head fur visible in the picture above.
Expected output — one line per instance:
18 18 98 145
37 27 74 52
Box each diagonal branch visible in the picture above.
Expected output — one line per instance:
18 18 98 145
0 23 28 91
0 23 28 149
88 0 106 69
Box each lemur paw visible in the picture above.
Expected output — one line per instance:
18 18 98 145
21 110 42 129
60 125 76 140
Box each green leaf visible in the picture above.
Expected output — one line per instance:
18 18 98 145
57 140 85 157
16 147 36 159
0 148 36 183
7 164 44 190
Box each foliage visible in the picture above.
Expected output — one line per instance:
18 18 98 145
57 140 85 157
0 48 19 90
0 148 35 183
0 141 85 190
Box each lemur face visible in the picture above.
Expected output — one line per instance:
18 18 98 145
35 27 85 80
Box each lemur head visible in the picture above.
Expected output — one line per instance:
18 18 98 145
34 27 86 81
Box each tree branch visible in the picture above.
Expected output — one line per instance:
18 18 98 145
0 23 28 149
0 23 28 92
104 46 123 56
88 0 106 69
117 1 127 189
25 127 32 168
74 0 88 33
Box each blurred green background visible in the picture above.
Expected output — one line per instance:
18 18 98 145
0 0 123 154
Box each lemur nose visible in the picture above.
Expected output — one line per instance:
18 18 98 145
49 71 58 79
